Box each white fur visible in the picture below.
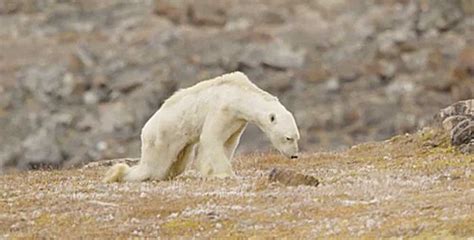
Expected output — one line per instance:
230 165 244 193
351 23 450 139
103 72 300 182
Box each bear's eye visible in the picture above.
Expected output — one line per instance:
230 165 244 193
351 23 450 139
286 137 293 141
269 113 276 123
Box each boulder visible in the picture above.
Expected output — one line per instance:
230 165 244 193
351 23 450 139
437 99 474 153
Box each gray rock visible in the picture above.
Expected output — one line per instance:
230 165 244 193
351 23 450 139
459 140 474 154
437 99 474 153
262 41 306 69
325 77 340 92
109 67 148 93
417 0 464 32
76 113 98 132
21 128 63 169
438 99 474 120
385 76 416 102
238 45 265 69
239 41 306 70
98 102 135 134
83 90 101 105
0 0 39 14
187 1 227 27
451 117 473 146
377 26 417 56
71 45 97 72
0 88 13 110
0 145 20 169
18 65 65 103
19 66 86 103
153 0 188 24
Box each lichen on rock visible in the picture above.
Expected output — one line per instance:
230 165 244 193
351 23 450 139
435 99 474 153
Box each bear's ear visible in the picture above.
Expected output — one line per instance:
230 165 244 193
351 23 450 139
269 113 276 124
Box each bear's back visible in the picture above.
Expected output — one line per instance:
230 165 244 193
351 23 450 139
162 72 275 108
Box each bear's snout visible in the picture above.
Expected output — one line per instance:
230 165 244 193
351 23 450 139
290 155 298 159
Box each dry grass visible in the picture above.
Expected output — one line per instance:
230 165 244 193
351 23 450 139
1 128 473 239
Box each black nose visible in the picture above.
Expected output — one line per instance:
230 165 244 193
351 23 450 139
291 155 298 159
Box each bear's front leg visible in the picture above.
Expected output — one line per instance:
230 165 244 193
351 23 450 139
196 140 235 178
196 109 237 178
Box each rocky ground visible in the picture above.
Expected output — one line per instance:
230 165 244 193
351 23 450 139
1 128 473 238
0 0 473 169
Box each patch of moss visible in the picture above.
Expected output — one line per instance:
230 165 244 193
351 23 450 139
35 213 52 227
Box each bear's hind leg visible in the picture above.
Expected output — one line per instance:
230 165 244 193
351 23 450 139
123 164 152 182
122 142 163 181
130 139 183 181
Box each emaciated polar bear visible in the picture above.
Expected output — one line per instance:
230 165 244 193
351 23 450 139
104 71 300 182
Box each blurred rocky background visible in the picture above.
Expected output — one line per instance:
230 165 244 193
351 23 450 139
0 0 473 171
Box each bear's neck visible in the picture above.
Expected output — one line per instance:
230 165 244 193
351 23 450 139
232 91 277 127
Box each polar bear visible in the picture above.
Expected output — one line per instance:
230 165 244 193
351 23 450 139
103 71 300 182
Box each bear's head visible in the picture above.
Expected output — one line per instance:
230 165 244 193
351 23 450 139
260 106 300 159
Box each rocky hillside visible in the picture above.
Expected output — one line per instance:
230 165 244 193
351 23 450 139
0 0 473 169
1 128 473 238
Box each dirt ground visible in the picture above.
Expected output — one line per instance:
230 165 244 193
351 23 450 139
1 128 473 239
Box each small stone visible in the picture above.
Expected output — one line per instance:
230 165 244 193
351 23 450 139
96 141 108 151
53 113 74 126
377 60 397 79
74 45 96 70
325 78 340 92
83 91 100 105
303 60 331 83
385 76 416 102
224 18 251 31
